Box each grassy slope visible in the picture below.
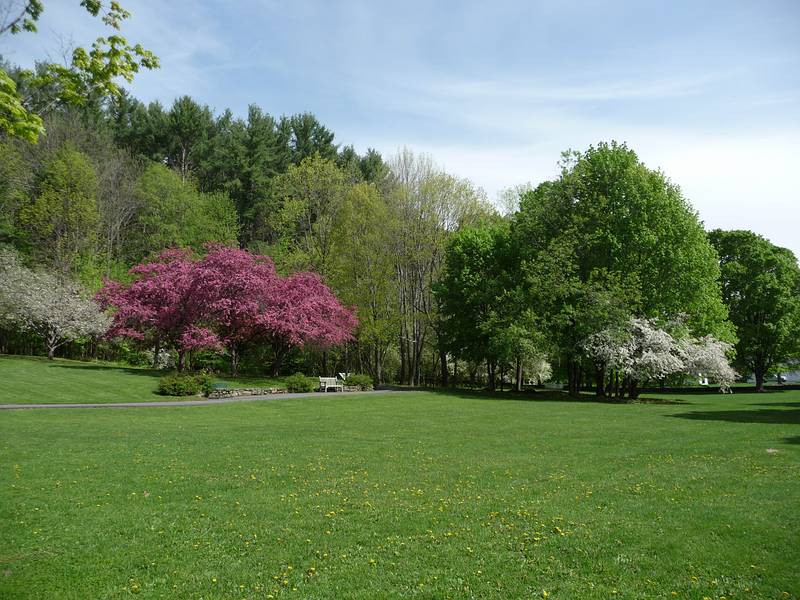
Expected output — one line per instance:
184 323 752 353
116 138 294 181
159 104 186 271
0 356 289 404
1 388 798 599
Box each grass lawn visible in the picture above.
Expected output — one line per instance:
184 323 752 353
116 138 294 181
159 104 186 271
1 382 798 598
0 356 290 404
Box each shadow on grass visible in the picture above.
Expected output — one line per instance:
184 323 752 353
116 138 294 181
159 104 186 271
382 386 688 405
668 408 800 425
46 362 162 378
783 435 800 445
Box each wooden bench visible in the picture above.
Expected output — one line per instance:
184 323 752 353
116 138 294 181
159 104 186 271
319 377 343 392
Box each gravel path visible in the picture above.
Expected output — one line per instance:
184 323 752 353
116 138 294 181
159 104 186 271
0 389 399 410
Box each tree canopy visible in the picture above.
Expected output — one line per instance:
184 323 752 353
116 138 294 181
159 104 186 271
1 0 159 142
709 229 800 391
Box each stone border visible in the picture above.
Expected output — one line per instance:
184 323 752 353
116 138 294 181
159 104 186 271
208 387 288 399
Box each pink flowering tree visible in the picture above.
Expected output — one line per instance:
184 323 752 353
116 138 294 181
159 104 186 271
98 245 357 376
194 245 280 376
97 249 219 371
263 271 358 376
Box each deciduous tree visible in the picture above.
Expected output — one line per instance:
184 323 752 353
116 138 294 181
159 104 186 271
515 142 731 395
0 249 109 358
709 229 800 391
17 146 99 276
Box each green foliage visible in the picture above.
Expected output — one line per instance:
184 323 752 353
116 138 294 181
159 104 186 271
436 223 512 363
517 142 729 337
512 142 732 393
158 371 213 396
345 373 373 390
285 112 337 163
0 0 158 142
284 372 318 393
0 70 43 142
115 343 152 367
330 181 399 381
129 163 237 260
0 140 32 244
709 229 800 388
17 147 99 276
258 154 347 275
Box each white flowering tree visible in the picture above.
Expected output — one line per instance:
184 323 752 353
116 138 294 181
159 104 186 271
525 355 553 385
678 336 737 392
584 317 683 399
584 316 736 398
0 250 110 359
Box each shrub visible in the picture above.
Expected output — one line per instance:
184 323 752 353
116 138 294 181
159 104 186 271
194 371 214 396
346 374 373 390
121 348 151 367
285 372 317 393
158 371 214 396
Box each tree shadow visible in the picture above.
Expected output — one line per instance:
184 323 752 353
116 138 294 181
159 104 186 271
668 408 800 425
382 386 688 405
47 362 162 378
783 435 800 445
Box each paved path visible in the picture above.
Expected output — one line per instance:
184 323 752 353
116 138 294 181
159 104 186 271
0 389 399 410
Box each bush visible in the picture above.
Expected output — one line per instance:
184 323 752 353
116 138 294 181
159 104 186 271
158 371 214 396
346 374 373 390
194 372 214 396
285 372 317 393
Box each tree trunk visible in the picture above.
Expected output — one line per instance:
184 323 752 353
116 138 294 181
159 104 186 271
595 363 606 397
270 349 286 377
399 331 407 385
152 337 161 369
628 378 640 400
567 358 580 397
515 357 523 392
439 349 448 387
411 328 424 386
177 350 186 372
230 344 241 378
47 344 56 360
754 367 765 393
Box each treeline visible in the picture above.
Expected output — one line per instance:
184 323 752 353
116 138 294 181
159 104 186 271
2 77 798 390
0 88 495 382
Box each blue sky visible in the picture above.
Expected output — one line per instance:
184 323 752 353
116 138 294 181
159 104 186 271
3 0 799 255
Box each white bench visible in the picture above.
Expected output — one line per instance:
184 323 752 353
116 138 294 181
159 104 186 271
319 377 343 392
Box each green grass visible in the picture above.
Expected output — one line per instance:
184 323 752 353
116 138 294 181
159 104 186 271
1 384 798 598
0 356 290 403
213 374 291 390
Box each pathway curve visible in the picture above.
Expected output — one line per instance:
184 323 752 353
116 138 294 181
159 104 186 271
0 389 400 410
